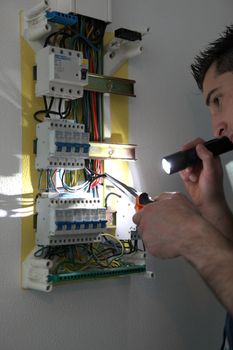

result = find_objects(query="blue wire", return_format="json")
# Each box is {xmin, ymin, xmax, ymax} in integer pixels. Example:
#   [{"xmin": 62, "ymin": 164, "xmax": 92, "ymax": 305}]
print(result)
[
  {"xmin": 71, "ymin": 35, "xmax": 99, "ymax": 52},
  {"xmin": 84, "ymin": 92, "xmax": 90, "ymax": 132}
]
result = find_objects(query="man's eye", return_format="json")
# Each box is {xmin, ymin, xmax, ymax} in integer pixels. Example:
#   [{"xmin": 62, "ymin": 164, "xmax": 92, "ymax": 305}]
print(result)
[{"xmin": 213, "ymin": 96, "xmax": 221, "ymax": 106}]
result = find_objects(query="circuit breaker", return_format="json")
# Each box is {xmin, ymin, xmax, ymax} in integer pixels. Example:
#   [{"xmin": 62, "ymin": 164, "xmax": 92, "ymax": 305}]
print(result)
[
  {"xmin": 49, "ymin": 0, "xmax": 112, "ymax": 22},
  {"xmin": 35, "ymin": 194, "xmax": 107, "ymax": 246},
  {"xmin": 36, "ymin": 46, "xmax": 88, "ymax": 99},
  {"xmin": 36, "ymin": 119, "xmax": 90, "ymax": 170}
]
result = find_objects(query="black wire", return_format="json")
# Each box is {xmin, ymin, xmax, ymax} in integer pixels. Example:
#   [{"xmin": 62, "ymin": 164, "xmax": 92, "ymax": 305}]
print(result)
[
  {"xmin": 43, "ymin": 96, "xmax": 48, "ymax": 110},
  {"xmin": 61, "ymin": 170, "xmax": 67, "ymax": 189},
  {"xmin": 44, "ymin": 96, "xmax": 55, "ymax": 118},
  {"xmin": 58, "ymin": 99, "xmax": 72, "ymax": 119},
  {"xmin": 105, "ymin": 192, "xmax": 121, "ymax": 208},
  {"xmin": 44, "ymin": 31, "xmax": 72, "ymax": 47},
  {"xmin": 33, "ymin": 96, "xmax": 55, "ymax": 122},
  {"xmin": 33, "ymin": 97, "xmax": 72, "ymax": 122},
  {"xmin": 33, "ymin": 110, "xmax": 44, "ymax": 122}
]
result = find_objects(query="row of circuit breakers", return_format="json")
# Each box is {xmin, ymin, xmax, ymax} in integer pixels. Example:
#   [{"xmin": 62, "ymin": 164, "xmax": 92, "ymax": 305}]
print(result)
[
  {"xmin": 36, "ymin": 195, "xmax": 107, "ymax": 247},
  {"xmin": 34, "ymin": 45, "xmax": 106, "ymax": 247},
  {"xmin": 35, "ymin": 46, "xmax": 89, "ymax": 169}
]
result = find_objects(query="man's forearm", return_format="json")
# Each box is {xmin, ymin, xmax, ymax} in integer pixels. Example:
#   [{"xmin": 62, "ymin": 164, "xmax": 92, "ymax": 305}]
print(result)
[
  {"xmin": 199, "ymin": 200, "xmax": 233, "ymax": 241},
  {"xmin": 182, "ymin": 219, "xmax": 233, "ymax": 315}
]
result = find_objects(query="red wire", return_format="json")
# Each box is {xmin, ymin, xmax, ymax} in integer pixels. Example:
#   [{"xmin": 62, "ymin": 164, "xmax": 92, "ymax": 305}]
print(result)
[
  {"xmin": 88, "ymin": 50, "xmax": 104, "ymax": 187},
  {"xmin": 92, "ymin": 92, "xmax": 99, "ymax": 141},
  {"xmin": 90, "ymin": 160, "xmax": 104, "ymax": 188},
  {"xmin": 89, "ymin": 53, "xmax": 98, "ymax": 141}
]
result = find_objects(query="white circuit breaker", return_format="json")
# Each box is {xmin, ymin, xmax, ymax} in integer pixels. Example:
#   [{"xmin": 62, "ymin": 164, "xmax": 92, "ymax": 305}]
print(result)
[
  {"xmin": 36, "ymin": 194, "xmax": 107, "ymax": 246},
  {"xmin": 36, "ymin": 46, "xmax": 88, "ymax": 99},
  {"xmin": 75, "ymin": 0, "xmax": 112, "ymax": 22},
  {"xmin": 36, "ymin": 119, "xmax": 90, "ymax": 169},
  {"xmin": 49, "ymin": 0, "xmax": 112, "ymax": 22}
]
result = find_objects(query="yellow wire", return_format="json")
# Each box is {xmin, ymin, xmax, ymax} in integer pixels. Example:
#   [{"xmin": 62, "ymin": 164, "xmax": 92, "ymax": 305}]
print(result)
[
  {"xmin": 55, "ymin": 233, "xmax": 126, "ymax": 273},
  {"xmin": 99, "ymin": 233, "xmax": 125, "ymax": 258},
  {"xmin": 86, "ymin": 25, "xmax": 94, "ymax": 38}
]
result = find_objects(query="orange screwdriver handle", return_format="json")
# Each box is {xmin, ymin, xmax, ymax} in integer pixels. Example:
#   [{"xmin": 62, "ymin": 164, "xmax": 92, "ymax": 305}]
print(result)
[{"xmin": 135, "ymin": 192, "xmax": 154, "ymax": 212}]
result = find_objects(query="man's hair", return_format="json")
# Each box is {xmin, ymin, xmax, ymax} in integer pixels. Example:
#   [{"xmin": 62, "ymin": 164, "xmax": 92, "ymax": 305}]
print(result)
[{"xmin": 191, "ymin": 25, "xmax": 233, "ymax": 90}]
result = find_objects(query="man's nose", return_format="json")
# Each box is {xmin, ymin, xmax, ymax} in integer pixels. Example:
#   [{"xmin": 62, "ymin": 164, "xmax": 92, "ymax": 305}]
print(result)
[{"xmin": 212, "ymin": 119, "xmax": 227, "ymax": 137}]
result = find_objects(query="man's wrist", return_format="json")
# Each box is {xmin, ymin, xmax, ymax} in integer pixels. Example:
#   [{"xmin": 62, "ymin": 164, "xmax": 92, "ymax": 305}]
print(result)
[
  {"xmin": 181, "ymin": 217, "xmax": 233, "ymax": 268},
  {"xmin": 197, "ymin": 200, "xmax": 233, "ymax": 239}
]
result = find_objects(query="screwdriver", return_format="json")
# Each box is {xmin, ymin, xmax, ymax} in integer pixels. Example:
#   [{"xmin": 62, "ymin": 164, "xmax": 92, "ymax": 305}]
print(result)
[{"xmin": 105, "ymin": 173, "xmax": 154, "ymax": 211}]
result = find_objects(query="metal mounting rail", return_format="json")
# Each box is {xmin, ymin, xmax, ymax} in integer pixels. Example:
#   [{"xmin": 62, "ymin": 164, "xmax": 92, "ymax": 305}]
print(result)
[
  {"xmin": 89, "ymin": 142, "xmax": 136, "ymax": 160},
  {"xmin": 86, "ymin": 73, "xmax": 136, "ymax": 97}
]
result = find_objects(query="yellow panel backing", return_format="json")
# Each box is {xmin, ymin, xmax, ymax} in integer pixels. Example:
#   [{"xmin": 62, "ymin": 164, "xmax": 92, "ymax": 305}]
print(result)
[{"xmin": 20, "ymin": 12, "xmax": 44, "ymax": 261}]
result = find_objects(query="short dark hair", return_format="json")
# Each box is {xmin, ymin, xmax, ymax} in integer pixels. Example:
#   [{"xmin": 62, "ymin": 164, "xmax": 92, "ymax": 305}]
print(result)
[{"xmin": 191, "ymin": 25, "xmax": 233, "ymax": 90}]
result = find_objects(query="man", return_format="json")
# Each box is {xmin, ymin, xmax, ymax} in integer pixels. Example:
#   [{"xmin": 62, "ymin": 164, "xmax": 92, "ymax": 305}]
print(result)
[{"xmin": 133, "ymin": 25, "xmax": 233, "ymax": 349}]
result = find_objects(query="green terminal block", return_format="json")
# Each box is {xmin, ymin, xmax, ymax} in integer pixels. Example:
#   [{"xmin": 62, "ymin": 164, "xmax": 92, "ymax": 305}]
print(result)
[{"xmin": 49, "ymin": 265, "xmax": 146, "ymax": 283}]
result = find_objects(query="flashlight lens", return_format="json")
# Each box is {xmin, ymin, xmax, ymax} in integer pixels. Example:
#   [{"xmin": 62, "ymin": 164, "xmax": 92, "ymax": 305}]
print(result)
[{"xmin": 162, "ymin": 158, "xmax": 171, "ymax": 174}]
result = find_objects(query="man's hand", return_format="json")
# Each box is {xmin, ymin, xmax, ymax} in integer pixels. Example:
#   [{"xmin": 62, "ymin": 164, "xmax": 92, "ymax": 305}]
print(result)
[
  {"xmin": 179, "ymin": 138, "xmax": 224, "ymax": 209},
  {"xmin": 132, "ymin": 191, "xmax": 233, "ymax": 314},
  {"xmin": 133, "ymin": 192, "xmax": 201, "ymax": 258},
  {"xmin": 179, "ymin": 139, "xmax": 233, "ymax": 239}
]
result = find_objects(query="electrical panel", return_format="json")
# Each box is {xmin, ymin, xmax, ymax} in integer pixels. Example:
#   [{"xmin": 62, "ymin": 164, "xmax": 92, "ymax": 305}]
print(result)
[
  {"xmin": 36, "ymin": 119, "xmax": 89, "ymax": 170},
  {"xmin": 21, "ymin": 0, "xmax": 152, "ymax": 292},
  {"xmin": 36, "ymin": 46, "xmax": 88, "ymax": 99}
]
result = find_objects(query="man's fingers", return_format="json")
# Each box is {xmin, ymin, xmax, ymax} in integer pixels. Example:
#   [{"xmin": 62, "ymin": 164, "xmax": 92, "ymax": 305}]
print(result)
[
  {"xmin": 180, "ymin": 167, "xmax": 198, "ymax": 183},
  {"xmin": 132, "ymin": 210, "xmax": 141, "ymax": 225},
  {"xmin": 182, "ymin": 138, "xmax": 204, "ymax": 151},
  {"xmin": 196, "ymin": 143, "xmax": 215, "ymax": 170},
  {"xmin": 156, "ymin": 192, "xmax": 178, "ymax": 201}
]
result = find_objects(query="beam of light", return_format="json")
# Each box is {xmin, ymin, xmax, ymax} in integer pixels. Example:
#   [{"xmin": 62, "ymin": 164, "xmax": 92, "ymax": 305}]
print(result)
[
  {"xmin": 10, "ymin": 206, "xmax": 34, "ymax": 218},
  {"xmin": 0, "ymin": 173, "xmax": 22, "ymax": 195},
  {"xmin": 0, "ymin": 209, "xmax": 7, "ymax": 217}
]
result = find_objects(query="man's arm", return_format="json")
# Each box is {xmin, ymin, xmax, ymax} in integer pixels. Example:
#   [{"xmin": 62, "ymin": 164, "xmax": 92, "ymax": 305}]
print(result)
[
  {"xmin": 200, "ymin": 199, "xmax": 233, "ymax": 241},
  {"xmin": 182, "ymin": 217, "xmax": 233, "ymax": 315},
  {"xmin": 133, "ymin": 193, "xmax": 233, "ymax": 315},
  {"xmin": 180, "ymin": 141, "xmax": 233, "ymax": 241}
]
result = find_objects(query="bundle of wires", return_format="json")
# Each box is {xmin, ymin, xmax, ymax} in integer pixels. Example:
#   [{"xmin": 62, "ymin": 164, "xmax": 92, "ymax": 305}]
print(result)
[
  {"xmin": 38, "ymin": 167, "xmax": 107, "ymax": 194},
  {"xmin": 34, "ymin": 233, "xmax": 137, "ymax": 274},
  {"xmin": 34, "ymin": 15, "xmax": 107, "ymax": 191},
  {"xmin": 34, "ymin": 96, "xmax": 72, "ymax": 122},
  {"xmin": 70, "ymin": 15, "xmax": 106, "ymax": 182}
]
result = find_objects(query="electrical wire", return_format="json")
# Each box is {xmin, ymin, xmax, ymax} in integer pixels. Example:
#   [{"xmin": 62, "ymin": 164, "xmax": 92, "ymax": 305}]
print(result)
[
  {"xmin": 43, "ymin": 30, "xmax": 72, "ymax": 47},
  {"xmin": 105, "ymin": 192, "xmax": 122, "ymax": 208}
]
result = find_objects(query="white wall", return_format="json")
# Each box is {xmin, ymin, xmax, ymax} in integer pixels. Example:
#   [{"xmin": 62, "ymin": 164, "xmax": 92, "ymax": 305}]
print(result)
[{"xmin": 0, "ymin": 0, "xmax": 232, "ymax": 349}]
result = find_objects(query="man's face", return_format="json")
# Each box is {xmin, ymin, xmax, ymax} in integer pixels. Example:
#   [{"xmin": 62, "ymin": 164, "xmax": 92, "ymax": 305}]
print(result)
[{"xmin": 203, "ymin": 63, "xmax": 233, "ymax": 142}]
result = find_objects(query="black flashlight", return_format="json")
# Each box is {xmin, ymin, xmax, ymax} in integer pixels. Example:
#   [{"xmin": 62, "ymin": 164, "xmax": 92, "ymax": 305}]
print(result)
[{"xmin": 162, "ymin": 136, "xmax": 233, "ymax": 175}]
